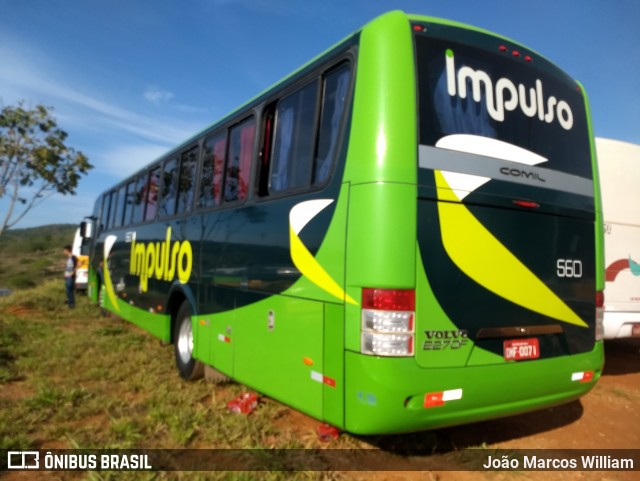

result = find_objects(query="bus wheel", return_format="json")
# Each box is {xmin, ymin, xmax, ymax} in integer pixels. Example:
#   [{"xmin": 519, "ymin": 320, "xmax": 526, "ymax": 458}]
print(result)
[{"xmin": 174, "ymin": 301, "xmax": 204, "ymax": 381}]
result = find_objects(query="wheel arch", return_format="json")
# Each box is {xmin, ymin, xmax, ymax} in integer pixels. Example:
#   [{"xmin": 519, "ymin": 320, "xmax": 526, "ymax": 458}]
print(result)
[{"xmin": 167, "ymin": 283, "xmax": 197, "ymax": 343}]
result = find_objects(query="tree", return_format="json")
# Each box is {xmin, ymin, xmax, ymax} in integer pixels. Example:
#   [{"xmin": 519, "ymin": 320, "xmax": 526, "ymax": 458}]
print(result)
[{"xmin": 0, "ymin": 101, "xmax": 93, "ymax": 237}]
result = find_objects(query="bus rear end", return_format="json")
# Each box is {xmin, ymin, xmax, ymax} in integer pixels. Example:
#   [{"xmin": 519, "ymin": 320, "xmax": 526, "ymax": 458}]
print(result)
[{"xmin": 343, "ymin": 12, "xmax": 604, "ymax": 434}]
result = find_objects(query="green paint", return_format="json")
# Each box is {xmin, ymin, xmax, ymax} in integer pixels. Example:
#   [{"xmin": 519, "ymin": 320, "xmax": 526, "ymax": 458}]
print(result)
[
  {"xmin": 343, "ymin": 342, "xmax": 603, "ymax": 434},
  {"xmin": 100, "ymin": 286, "xmax": 171, "ymax": 342}
]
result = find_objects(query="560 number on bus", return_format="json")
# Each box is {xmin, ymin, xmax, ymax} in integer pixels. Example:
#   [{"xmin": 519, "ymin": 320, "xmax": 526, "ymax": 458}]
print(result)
[{"xmin": 556, "ymin": 259, "xmax": 583, "ymax": 278}]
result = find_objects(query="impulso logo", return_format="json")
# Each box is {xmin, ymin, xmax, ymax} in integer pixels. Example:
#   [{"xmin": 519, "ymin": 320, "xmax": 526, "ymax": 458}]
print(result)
[
  {"xmin": 445, "ymin": 48, "xmax": 574, "ymax": 130},
  {"xmin": 129, "ymin": 227, "xmax": 192, "ymax": 292}
]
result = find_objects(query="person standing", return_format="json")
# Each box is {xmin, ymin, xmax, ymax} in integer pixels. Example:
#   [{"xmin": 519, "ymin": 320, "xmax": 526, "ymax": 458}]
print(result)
[{"xmin": 63, "ymin": 244, "xmax": 77, "ymax": 308}]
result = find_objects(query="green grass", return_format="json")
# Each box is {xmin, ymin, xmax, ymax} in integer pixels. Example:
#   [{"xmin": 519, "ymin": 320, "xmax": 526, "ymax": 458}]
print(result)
[
  {"xmin": 0, "ymin": 280, "xmax": 357, "ymax": 480},
  {"xmin": 0, "ymin": 224, "xmax": 76, "ymax": 289}
]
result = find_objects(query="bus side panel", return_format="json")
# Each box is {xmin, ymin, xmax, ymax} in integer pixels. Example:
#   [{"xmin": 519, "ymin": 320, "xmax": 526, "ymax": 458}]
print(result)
[
  {"xmin": 323, "ymin": 302, "xmax": 345, "ymax": 428},
  {"xmin": 99, "ymin": 282, "xmax": 172, "ymax": 342},
  {"xmin": 194, "ymin": 285, "xmax": 236, "ymax": 376},
  {"xmin": 232, "ymin": 293, "xmax": 324, "ymax": 419}
]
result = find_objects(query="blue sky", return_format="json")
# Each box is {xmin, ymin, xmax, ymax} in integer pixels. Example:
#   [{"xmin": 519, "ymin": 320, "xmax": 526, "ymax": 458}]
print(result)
[{"xmin": 1, "ymin": 0, "xmax": 638, "ymax": 228}]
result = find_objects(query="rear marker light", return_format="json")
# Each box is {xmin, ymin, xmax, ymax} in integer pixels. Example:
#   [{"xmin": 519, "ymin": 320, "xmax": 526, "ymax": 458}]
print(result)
[
  {"xmin": 524, "ymin": 55, "xmax": 533, "ymax": 62},
  {"xmin": 571, "ymin": 371, "xmax": 594, "ymax": 383},
  {"xmin": 513, "ymin": 199, "xmax": 540, "ymax": 209},
  {"xmin": 424, "ymin": 388, "xmax": 463, "ymax": 408},
  {"xmin": 512, "ymin": 50, "xmax": 521, "ymax": 57},
  {"xmin": 311, "ymin": 370, "xmax": 336, "ymax": 388},
  {"xmin": 361, "ymin": 288, "xmax": 415, "ymax": 357},
  {"xmin": 499, "ymin": 45, "xmax": 508, "ymax": 52}
]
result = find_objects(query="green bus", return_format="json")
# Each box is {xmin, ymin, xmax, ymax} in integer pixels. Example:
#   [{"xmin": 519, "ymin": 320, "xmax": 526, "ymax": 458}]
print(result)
[{"xmin": 82, "ymin": 10, "xmax": 604, "ymax": 434}]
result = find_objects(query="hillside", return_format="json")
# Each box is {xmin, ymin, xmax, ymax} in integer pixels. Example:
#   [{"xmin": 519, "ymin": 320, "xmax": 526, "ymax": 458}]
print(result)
[{"xmin": 0, "ymin": 224, "xmax": 77, "ymax": 290}]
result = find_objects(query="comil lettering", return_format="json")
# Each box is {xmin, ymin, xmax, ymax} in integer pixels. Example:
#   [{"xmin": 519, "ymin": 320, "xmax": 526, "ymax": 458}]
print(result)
[
  {"xmin": 129, "ymin": 227, "xmax": 192, "ymax": 292},
  {"xmin": 445, "ymin": 48, "xmax": 574, "ymax": 130}
]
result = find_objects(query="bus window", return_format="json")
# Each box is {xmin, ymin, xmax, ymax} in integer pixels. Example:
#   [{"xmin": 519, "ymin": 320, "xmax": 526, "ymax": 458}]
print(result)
[
  {"xmin": 270, "ymin": 82, "xmax": 318, "ymax": 192},
  {"xmin": 107, "ymin": 190, "xmax": 118, "ymax": 229},
  {"xmin": 131, "ymin": 175, "xmax": 146, "ymax": 224},
  {"xmin": 113, "ymin": 185, "xmax": 126, "ymax": 228},
  {"xmin": 199, "ymin": 134, "xmax": 226, "ymax": 208},
  {"xmin": 257, "ymin": 106, "xmax": 275, "ymax": 197},
  {"xmin": 177, "ymin": 147, "xmax": 198, "ymax": 215},
  {"xmin": 159, "ymin": 158, "xmax": 178, "ymax": 218},
  {"xmin": 123, "ymin": 180, "xmax": 136, "ymax": 226},
  {"xmin": 145, "ymin": 166, "xmax": 161, "ymax": 221},
  {"xmin": 314, "ymin": 64, "xmax": 351, "ymax": 184},
  {"xmin": 225, "ymin": 118, "xmax": 255, "ymax": 203},
  {"xmin": 100, "ymin": 193, "xmax": 111, "ymax": 232}
]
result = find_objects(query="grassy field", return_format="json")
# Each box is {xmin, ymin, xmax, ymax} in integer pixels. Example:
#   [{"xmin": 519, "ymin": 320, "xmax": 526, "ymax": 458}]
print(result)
[
  {"xmin": 0, "ymin": 281, "xmax": 392, "ymax": 480},
  {"xmin": 0, "ymin": 224, "xmax": 77, "ymax": 290},
  {"xmin": 0, "ymin": 226, "xmax": 467, "ymax": 479}
]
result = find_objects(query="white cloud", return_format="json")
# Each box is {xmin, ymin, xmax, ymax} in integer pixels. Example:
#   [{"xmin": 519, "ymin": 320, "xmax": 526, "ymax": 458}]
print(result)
[
  {"xmin": 143, "ymin": 86, "xmax": 174, "ymax": 104},
  {"xmin": 0, "ymin": 36, "xmax": 198, "ymax": 145}
]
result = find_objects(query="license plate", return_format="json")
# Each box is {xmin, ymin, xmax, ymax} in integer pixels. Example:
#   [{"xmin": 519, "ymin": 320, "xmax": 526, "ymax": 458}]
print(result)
[
  {"xmin": 504, "ymin": 338, "xmax": 540, "ymax": 361},
  {"xmin": 632, "ymin": 324, "xmax": 640, "ymax": 337}
]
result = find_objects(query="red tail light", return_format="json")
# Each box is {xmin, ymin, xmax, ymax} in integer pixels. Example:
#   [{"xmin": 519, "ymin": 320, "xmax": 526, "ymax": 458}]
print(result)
[
  {"xmin": 362, "ymin": 288, "xmax": 415, "ymax": 311},
  {"xmin": 596, "ymin": 290, "xmax": 604, "ymax": 308},
  {"xmin": 361, "ymin": 288, "xmax": 415, "ymax": 357}
]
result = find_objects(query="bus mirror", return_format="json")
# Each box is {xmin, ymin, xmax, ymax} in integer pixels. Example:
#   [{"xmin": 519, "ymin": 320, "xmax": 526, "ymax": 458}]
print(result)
[{"xmin": 80, "ymin": 221, "xmax": 93, "ymax": 239}]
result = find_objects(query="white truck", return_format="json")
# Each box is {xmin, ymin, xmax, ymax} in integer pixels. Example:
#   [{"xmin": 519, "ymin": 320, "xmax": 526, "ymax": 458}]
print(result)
[{"xmin": 597, "ymin": 137, "xmax": 640, "ymax": 338}]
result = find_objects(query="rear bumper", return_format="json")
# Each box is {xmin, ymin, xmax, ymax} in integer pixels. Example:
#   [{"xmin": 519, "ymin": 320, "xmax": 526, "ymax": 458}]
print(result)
[
  {"xmin": 344, "ymin": 341, "xmax": 604, "ymax": 434},
  {"xmin": 603, "ymin": 311, "xmax": 640, "ymax": 339}
]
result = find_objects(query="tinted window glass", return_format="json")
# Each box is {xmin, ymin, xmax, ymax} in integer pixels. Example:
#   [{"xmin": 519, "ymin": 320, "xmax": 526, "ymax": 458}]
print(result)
[
  {"xmin": 123, "ymin": 181, "xmax": 136, "ymax": 225},
  {"xmin": 414, "ymin": 33, "xmax": 590, "ymax": 178},
  {"xmin": 100, "ymin": 194, "xmax": 111, "ymax": 232},
  {"xmin": 131, "ymin": 175, "xmax": 146, "ymax": 224},
  {"xmin": 199, "ymin": 134, "xmax": 226, "ymax": 208},
  {"xmin": 159, "ymin": 158, "xmax": 178, "ymax": 218},
  {"xmin": 114, "ymin": 185, "xmax": 126, "ymax": 228},
  {"xmin": 145, "ymin": 167, "xmax": 161, "ymax": 221},
  {"xmin": 177, "ymin": 147, "xmax": 198, "ymax": 214},
  {"xmin": 225, "ymin": 118, "xmax": 255, "ymax": 203},
  {"xmin": 270, "ymin": 82, "xmax": 318, "ymax": 192},
  {"xmin": 315, "ymin": 65, "xmax": 351, "ymax": 184},
  {"xmin": 107, "ymin": 191, "xmax": 118, "ymax": 229}
]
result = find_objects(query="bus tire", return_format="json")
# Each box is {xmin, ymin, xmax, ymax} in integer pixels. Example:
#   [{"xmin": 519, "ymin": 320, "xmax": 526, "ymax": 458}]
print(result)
[{"xmin": 174, "ymin": 301, "xmax": 204, "ymax": 381}]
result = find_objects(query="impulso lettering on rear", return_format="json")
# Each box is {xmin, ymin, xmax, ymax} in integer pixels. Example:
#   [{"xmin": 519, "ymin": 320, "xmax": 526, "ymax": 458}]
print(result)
[{"xmin": 445, "ymin": 48, "xmax": 574, "ymax": 130}]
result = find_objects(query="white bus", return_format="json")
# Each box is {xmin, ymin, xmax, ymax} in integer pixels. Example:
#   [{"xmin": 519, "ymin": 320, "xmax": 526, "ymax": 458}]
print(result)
[
  {"xmin": 72, "ymin": 228, "xmax": 89, "ymax": 291},
  {"xmin": 597, "ymin": 137, "xmax": 640, "ymax": 338}
]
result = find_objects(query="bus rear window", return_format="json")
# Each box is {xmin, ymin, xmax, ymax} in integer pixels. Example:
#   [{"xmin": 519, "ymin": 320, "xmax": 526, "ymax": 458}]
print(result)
[{"xmin": 414, "ymin": 31, "xmax": 591, "ymax": 179}]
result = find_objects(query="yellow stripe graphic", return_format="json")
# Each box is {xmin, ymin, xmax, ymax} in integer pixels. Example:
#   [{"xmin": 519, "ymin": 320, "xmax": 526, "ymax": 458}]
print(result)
[
  {"xmin": 435, "ymin": 170, "xmax": 587, "ymax": 327},
  {"xmin": 289, "ymin": 200, "xmax": 357, "ymax": 305},
  {"xmin": 103, "ymin": 235, "xmax": 120, "ymax": 312}
]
